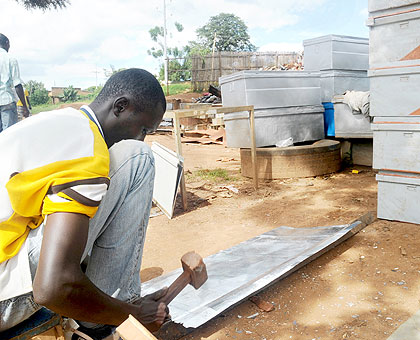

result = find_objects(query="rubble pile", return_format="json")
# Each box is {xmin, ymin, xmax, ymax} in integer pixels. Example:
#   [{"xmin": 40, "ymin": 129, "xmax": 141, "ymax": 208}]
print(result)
[
  {"xmin": 261, "ymin": 61, "xmax": 304, "ymax": 71},
  {"xmin": 193, "ymin": 85, "xmax": 222, "ymax": 104},
  {"xmin": 192, "ymin": 93, "xmax": 222, "ymax": 104}
]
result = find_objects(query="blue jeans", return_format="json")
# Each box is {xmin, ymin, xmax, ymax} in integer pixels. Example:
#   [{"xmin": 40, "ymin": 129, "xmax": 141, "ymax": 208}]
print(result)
[
  {"xmin": 0, "ymin": 140, "xmax": 155, "ymax": 331},
  {"xmin": 0, "ymin": 102, "xmax": 18, "ymax": 133}
]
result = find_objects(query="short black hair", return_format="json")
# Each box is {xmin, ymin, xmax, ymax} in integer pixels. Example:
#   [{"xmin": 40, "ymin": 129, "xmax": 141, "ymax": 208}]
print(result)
[
  {"xmin": 0, "ymin": 34, "xmax": 9, "ymax": 49},
  {"xmin": 93, "ymin": 68, "xmax": 166, "ymax": 115}
]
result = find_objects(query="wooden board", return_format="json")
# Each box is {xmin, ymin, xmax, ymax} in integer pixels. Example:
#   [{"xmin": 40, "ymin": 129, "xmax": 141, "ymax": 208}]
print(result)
[
  {"xmin": 116, "ymin": 315, "xmax": 157, "ymax": 340},
  {"xmin": 28, "ymin": 326, "xmax": 64, "ymax": 340}
]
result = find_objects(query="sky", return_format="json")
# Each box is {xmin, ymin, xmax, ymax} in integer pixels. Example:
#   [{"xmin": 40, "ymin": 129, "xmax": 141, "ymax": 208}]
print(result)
[{"xmin": 2, "ymin": 0, "xmax": 370, "ymax": 90}]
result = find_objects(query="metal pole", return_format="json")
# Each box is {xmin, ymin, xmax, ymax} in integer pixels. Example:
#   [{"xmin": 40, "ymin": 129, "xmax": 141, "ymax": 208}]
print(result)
[{"xmin": 163, "ymin": 0, "xmax": 169, "ymax": 96}]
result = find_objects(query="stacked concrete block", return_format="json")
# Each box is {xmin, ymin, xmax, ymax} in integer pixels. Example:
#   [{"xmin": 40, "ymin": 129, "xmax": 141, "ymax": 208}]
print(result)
[
  {"xmin": 219, "ymin": 70, "xmax": 325, "ymax": 148},
  {"xmin": 368, "ymin": 1, "xmax": 420, "ymax": 224}
]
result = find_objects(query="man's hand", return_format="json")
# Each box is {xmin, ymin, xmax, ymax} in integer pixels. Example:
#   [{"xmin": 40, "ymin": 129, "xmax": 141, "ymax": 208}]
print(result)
[
  {"xmin": 33, "ymin": 212, "xmax": 160, "ymax": 326},
  {"xmin": 133, "ymin": 288, "xmax": 170, "ymax": 331},
  {"xmin": 22, "ymin": 106, "xmax": 30, "ymax": 118}
]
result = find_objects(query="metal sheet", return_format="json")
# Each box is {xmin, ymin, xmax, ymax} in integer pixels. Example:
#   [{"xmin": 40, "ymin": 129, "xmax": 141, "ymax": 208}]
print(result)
[
  {"xmin": 368, "ymin": 0, "xmax": 419, "ymax": 14},
  {"xmin": 303, "ymin": 35, "xmax": 369, "ymax": 71},
  {"xmin": 219, "ymin": 70, "xmax": 321, "ymax": 109},
  {"xmin": 151, "ymin": 142, "xmax": 183, "ymax": 219},
  {"xmin": 369, "ymin": 61, "xmax": 420, "ymax": 117},
  {"xmin": 321, "ymin": 70, "xmax": 369, "ymax": 102},
  {"xmin": 141, "ymin": 216, "xmax": 373, "ymax": 329},
  {"xmin": 368, "ymin": 6, "xmax": 420, "ymax": 66},
  {"xmin": 333, "ymin": 97, "xmax": 372, "ymax": 138},
  {"xmin": 373, "ymin": 116, "xmax": 420, "ymax": 172},
  {"xmin": 377, "ymin": 171, "xmax": 420, "ymax": 224},
  {"xmin": 223, "ymin": 107, "xmax": 325, "ymax": 148}
]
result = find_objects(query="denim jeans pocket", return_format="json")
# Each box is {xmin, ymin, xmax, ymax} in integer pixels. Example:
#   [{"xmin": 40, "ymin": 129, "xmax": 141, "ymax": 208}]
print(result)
[{"xmin": 0, "ymin": 292, "xmax": 41, "ymax": 331}]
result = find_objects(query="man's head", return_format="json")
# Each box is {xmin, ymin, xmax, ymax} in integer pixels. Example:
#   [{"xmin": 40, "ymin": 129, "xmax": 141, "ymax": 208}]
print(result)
[
  {"xmin": 0, "ymin": 34, "xmax": 10, "ymax": 52},
  {"xmin": 90, "ymin": 68, "xmax": 166, "ymax": 148}
]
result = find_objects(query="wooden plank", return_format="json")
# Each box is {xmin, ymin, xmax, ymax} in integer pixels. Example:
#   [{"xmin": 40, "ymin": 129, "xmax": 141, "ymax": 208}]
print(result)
[
  {"xmin": 164, "ymin": 106, "xmax": 254, "ymax": 120},
  {"xmin": 116, "ymin": 315, "xmax": 157, "ymax": 340},
  {"xmin": 28, "ymin": 325, "xmax": 64, "ymax": 340},
  {"xmin": 249, "ymin": 107, "xmax": 259, "ymax": 189},
  {"xmin": 163, "ymin": 105, "xmax": 255, "ymax": 210}
]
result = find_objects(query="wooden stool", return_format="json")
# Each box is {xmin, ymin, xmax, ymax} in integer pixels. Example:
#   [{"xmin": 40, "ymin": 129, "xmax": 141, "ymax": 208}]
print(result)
[{"xmin": 0, "ymin": 308, "xmax": 64, "ymax": 340}]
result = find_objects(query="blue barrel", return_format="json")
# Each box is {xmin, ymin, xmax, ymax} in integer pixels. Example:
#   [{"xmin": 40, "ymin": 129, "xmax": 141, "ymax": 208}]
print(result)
[{"xmin": 322, "ymin": 102, "xmax": 335, "ymax": 137}]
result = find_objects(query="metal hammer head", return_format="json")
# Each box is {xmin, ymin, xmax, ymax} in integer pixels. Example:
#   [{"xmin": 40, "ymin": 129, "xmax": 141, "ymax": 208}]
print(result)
[{"xmin": 181, "ymin": 251, "xmax": 208, "ymax": 289}]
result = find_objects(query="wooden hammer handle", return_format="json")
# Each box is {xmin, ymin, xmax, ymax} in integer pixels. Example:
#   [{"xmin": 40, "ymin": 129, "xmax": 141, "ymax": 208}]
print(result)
[{"xmin": 159, "ymin": 271, "xmax": 191, "ymax": 305}]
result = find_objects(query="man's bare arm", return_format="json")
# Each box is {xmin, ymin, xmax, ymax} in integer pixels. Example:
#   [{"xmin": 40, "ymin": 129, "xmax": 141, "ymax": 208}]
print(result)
[
  {"xmin": 15, "ymin": 84, "xmax": 29, "ymax": 117},
  {"xmin": 33, "ymin": 212, "xmax": 167, "ymax": 326}
]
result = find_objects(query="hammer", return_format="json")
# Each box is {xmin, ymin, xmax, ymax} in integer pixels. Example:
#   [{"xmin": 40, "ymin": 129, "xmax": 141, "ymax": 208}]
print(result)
[
  {"xmin": 145, "ymin": 251, "xmax": 208, "ymax": 332},
  {"xmin": 159, "ymin": 251, "xmax": 208, "ymax": 305}
]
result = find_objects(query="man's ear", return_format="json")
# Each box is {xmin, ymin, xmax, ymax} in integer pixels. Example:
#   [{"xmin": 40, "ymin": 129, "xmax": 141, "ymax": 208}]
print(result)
[{"xmin": 113, "ymin": 97, "xmax": 129, "ymax": 117}]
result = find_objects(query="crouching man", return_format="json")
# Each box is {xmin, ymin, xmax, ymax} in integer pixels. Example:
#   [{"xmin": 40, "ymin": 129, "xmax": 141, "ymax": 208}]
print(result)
[{"xmin": 0, "ymin": 68, "xmax": 169, "ymax": 339}]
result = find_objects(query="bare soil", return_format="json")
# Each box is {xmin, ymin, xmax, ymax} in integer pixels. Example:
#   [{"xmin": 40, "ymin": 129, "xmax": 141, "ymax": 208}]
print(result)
[
  {"xmin": 141, "ymin": 132, "xmax": 420, "ymax": 340},
  {"xmin": 165, "ymin": 92, "xmax": 204, "ymax": 103}
]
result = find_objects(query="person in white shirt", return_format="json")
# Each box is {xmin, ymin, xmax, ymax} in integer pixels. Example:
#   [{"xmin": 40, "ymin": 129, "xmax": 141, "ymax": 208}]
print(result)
[
  {"xmin": 0, "ymin": 68, "xmax": 169, "ymax": 339},
  {"xmin": 0, "ymin": 33, "xmax": 29, "ymax": 132}
]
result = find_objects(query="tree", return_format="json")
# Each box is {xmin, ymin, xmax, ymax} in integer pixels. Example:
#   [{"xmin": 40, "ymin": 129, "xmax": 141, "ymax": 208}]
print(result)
[
  {"xmin": 158, "ymin": 47, "xmax": 191, "ymax": 82},
  {"xmin": 196, "ymin": 13, "xmax": 256, "ymax": 52},
  {"xmin": 26, "ymin": 80, "xmax": 49, "ymax": 106},
  {"xmin": 15, "ymin": 0, "xmax": 69, "ymax": 10},
  {"xmin": 60, "ymin": 85, "xmax": 78, "ymax": 102},
  {"xmin": 148, "ymin": 22, "xmax": 190, "ymax": 81},
  {"xmin": 103, "ymin": 65, "xmax": 126, "ymax": 79}
]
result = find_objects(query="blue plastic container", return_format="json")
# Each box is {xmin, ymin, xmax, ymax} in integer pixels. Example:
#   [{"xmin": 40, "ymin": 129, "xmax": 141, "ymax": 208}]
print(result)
[{"xmin": 322, "ymin": 102, "xmax": 335, "ymax": 137}]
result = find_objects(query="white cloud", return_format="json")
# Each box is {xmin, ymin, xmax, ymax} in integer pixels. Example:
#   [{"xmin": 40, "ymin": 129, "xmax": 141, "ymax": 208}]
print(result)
[
  {"xmin": 2, "ymin": 0, "xmax": 354, "ymax": 90},
  {"xmin": 259, "ymin": 42, "xmax": 303, "ymax": 53}
]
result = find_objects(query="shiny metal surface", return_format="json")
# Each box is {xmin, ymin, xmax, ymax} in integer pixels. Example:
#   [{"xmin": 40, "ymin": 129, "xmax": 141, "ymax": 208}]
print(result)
[
  {"xmin": 223, "ymin": 106, "xmax": 325, "ymax": 148},
  {"xmin": 303, "ymin": 35, "xmax": 369, "ymax": 72},
  {"xmin": 141, "ymin": 220, "xmax": 368, "ymax": 329}
]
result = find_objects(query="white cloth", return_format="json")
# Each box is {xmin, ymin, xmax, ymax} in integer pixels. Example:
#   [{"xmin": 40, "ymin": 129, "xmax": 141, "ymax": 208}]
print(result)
[
  {"xmin": 343, "ymin": 90, "xmax": 370, "ymax": 120},
  {"xmin": 0, "ymin": 106, "xmax": 108, "ymax": 301},
  {"xmin": 0, "ymin": 240, "xmax": 32, "ymax": 301},
  {"xmin": 0, "ymin": 48, "xmax": 23, "ymax": 106}
]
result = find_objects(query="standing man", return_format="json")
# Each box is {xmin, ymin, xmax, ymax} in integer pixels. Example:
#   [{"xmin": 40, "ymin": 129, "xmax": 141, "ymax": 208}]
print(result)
[
  {"xmin": 0, "ymin": 68, "xmax": 169, "ymax": 339},
  {"xmin": 0, "ymin": 33, "xmax": 30, "ymax": 132}
]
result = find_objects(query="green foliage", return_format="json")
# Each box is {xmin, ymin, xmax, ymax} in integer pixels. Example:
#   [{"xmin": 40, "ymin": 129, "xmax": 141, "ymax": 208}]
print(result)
[
  {"xmin": 15, "ymin": 0, "xmax": 69, "ymax": 10},
  {"xmin": 162, "ymin": 82, "xmax": 191, "ymax": 96},
  {"xmin": 31, "ymin": 102, "xmax": 62, "ymax": 114},
  {"xmin": 186, "ymin": 41, "xmax": 211, "ymax": 57},
  {"xmin": 148, "ymin": 22, "xmax": 184, "ymax": 59},
  {"xmin": 80, "ymin": 86, "xmax": 103, "ymax": 101},
  {"xmin": 148, "ymin": 22, "xmax": 190, "ymax": 82},
  {"xmin": 156, "ymin": 46, "xmax": 191, "ymax": 82},
  {"xmin": 194, "ymin": 168, "xmax": 236, "ymax": 182},
  {"xmin": 196, "ymin": 13, "xmax": 256, "ymax": 52},
  {"xmin": 60, "ymin": 85, "xmax": 78, "ymax": 103},
  {"xmin": 26, "ymin": 80, "xmax": 50, "ymax": 106}
]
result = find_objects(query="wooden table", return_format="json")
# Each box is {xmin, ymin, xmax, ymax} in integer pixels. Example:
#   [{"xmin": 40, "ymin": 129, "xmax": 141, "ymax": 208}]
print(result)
[{"xmin": 163, "ymin": 105, "xmax": 258, "ymax": 211}]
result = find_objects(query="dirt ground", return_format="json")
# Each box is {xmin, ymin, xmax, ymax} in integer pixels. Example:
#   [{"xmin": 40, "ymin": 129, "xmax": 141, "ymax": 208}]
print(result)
[{"xmin": 140, "ymin": 130, "xmax": 420, "ymax": 340}]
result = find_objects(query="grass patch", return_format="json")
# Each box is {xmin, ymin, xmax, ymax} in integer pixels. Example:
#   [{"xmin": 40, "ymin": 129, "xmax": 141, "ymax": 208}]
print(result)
[
  {"xmin": 31, "ymin": 101, "xmax": 88, "ymax": 114},
  {"xmin": 193, "ymin": 168, "xmax": 236, "ymax": 182},
  {"xmin": 31, "ymin": 102, "xmax": 62, "ymax": 114},
  {"xmin": 162, "ymin": 82, "xmax": 192, "ymax": 96}
]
